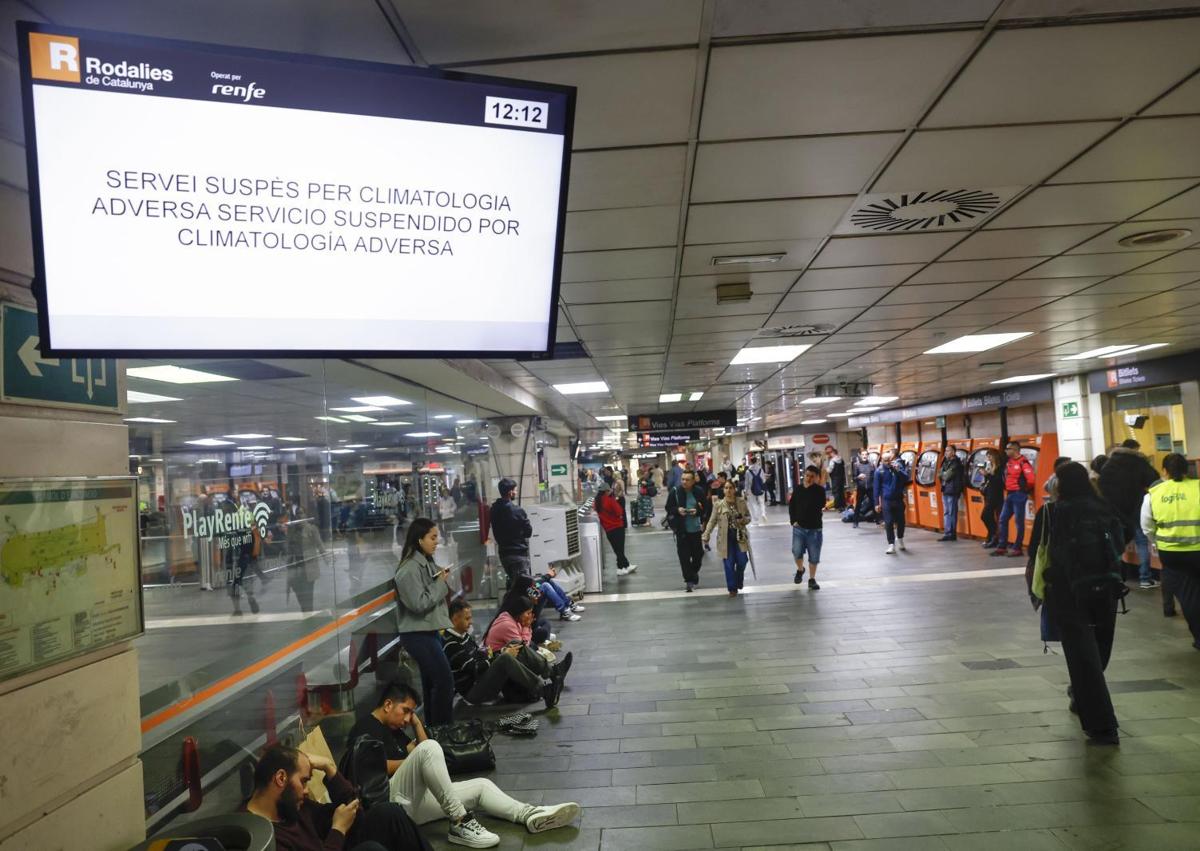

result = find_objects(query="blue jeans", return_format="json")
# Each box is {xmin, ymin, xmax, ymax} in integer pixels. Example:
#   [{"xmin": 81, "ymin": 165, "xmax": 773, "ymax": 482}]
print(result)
[
  {"xmin": 791, "ymin": 527, "xmax": 823, "ymax": 563},
  {"xmin": 942, "ymin": 492, "xmax": 960, "ymax": 535},
  {"xmin": 539, "ymin": 578, "xmax": 571, "ymax": 613},
  {"xmin": 400, "ymin": 630, "xmax": 455, "ymax": 725},
  {"xmin": 996, "ymin": 491, "xmax": 1028, "ymax": 550},
  {"xmin": 724, "ymin": 537, "xmax": 748, "ymax": 592},
  {"xmin": 1133, "ymin": 526, "xmax": 1152, "ymax": 582}
]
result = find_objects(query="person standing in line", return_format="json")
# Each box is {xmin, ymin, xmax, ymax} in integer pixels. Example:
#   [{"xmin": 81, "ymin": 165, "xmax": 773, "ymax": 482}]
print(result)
[
  {"xmin": 1089, "ymin": 454, "xmax": 1108, "ymax": 492},
  {"xmin": 703, "ymin": 479, "xmax": 752, "ymax": 597},
  {"xmin": 594, "ymin": 481, "xmax": 637, "ymax": 577},
  {"xmin": 744, "ymin": 454, "xmax": 768, "ymax": 525},
  {"xmin": 938, "ymin": 447, "xmax": 966, "ymax": 542},
  {"xmin": 991, "ymin": 441, "xmax": 1036, "ymax": 559},
  {"xmin": 852, "ymin": 450, "xmax": 875, "ymax": 529},
  {"xmin": 980, "ymin": 452, "xmax": 1006, "ymax": 549},
  {"xmin": 665, "ymin": 470, "xmax": 705, "ymax": 592},
  {"xmin": 789, "ymin": 465, "xmax": 826, "ymax": 590},
  {"xmin": 490, "ymin": 477, "xmax": 533, "ymax": 587},
  {"xmin": 1142, "ymin": 453, "xmax": 1200, "ymax": 647},
  {"xmin": 1099, "ymin": 438, "xmax": 1162, "ymax": 589},
  {"xmin": 394, "ymin": 518, "xmax": 456, "ymax": 726},
  {"xmin": 763, "ymin": 459, "xmax": 778, "ymax": 506},
  {"xmin": 825, "ymin": 446, "xmax": 847, "ymax": 511},
  {"xmin": 1043, "ymin": 456, "xmax": 1071, "ymax": 505},
  {"xmin": 874, "ymin": 450, "xmax": 910, "ymax": 555}
]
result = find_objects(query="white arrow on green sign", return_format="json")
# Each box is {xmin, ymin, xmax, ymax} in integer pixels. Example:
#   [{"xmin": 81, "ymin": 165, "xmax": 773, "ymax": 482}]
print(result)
[{"xmin": 1, "ymin": 302, "xmax": 119, "ymax": 412}]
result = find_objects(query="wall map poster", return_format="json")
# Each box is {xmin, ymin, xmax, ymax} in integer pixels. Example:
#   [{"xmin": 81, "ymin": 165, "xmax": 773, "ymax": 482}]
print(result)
[{"xmin": 0, "ymin": 478, "xmax": 142, "ymax": 681}]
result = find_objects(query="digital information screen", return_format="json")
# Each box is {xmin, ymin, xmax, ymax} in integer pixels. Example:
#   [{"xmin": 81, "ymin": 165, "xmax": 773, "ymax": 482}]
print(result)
[{"xmin": 18, "ymin": 23, "xmax": 574, "ymax": 357}]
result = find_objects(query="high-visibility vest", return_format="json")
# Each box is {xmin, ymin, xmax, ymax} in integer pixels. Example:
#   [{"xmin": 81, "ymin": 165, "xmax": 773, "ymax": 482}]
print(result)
[{"xmin": 1149, "ymin": 478, "xmax": 1200, "ymax": 552}]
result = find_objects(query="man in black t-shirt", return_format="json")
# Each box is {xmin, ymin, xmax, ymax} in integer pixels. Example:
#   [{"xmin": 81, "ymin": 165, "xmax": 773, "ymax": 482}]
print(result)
[
  {"xmin": 345, "ymin": 682, "xmax": 579, "ymax": 846},
  {"xmin": 789, "ymin": 466, "xmax": 827, "ymax": 590}
]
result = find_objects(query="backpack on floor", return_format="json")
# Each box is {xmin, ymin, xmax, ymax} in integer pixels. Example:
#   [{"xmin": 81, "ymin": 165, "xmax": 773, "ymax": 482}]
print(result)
[{"xmin": 1046, "ymin": 500, "xmax": 1128, "ymax": 610}]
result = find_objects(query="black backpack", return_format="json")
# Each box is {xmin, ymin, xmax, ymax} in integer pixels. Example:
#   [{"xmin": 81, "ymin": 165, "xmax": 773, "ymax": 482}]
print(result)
[
  {"xmin": 337, "ymin": 735, "xmax": 390, "ymax": 809},
  {"xmin": 1047, "ymin": 500, "xmax": 1128, "ymax": 609}
]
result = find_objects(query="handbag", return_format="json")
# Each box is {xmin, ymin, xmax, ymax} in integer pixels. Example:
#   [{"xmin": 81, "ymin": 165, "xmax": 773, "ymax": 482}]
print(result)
[{"xmin": 426, "ymin": 720, "xmax": 496, "ymax": 775}]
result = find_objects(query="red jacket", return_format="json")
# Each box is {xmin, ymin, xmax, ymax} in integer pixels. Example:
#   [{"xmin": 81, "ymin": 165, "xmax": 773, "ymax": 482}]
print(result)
[
  {"xmin": 594, "ymin": 492, "xmax": 626, "ymax": 532},
  {"xmin": 1004, "ymin": 455, "xmax": 1035, "ymax": 493}
]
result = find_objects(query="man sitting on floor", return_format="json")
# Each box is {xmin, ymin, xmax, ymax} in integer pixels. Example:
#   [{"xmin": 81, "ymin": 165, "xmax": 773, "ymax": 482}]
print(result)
[
  {"xmin": 345, "ymin": 681, "xmax": 580, "ymax": 848},
  {"xmin": 442, "ymin": 598, "xmax": 571, "ymax": 710},
  {"xmin": 242, "ymin": 742, "xmax": 430, "ymax": 851}
]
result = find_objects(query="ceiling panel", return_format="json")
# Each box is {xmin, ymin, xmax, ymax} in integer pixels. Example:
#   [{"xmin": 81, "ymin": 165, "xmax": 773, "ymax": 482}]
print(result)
[
  {"xmin": 1022, "ymin": 251, "xmax": 1172, "ymax": 278},
  {"xmin": 941, "ymin": 225, "xmax": 1107, "ymax": 261},
  {"xmin": 568, "ymin": 300, "xmax": 673, "ymax": 326},
  {"xmin": 701, "ymin": 31, "xmax": 976, "ymax": 139},
  {"xmin": 925, "ymin": 19, "xmax": 1200, "ymax": 126},
  {"xmin": 680, "ymin": 241, "xmax": 823, "ymax": 276},
  {"xmin": 875, "ymin": 122, "xmax": 1115, "ymax": 191},
  {"xmin": 576, "ymin": 320, "xmax": 669, "ymax": 343},
  {"xmin": 1078, "ymin": 272, "xmax": 1200, "ymax": 295},
  {"xmin": 462, "ymin": 51, "xmax": 698, "ymax": 148},
  {"xmin": 812, "ymin": 233, "xmax": 962, "ymax": 268},
  {"xmin": 1066, "ymin": 219, "xmax": 1200, "ymax": 255},
  {"xmin": 879, "ymin": 281, "xmax": 997, "ymax": 304},
  {"xmin": 1130, "ymin": 249, "xmax": 1200, "ymax": 274},
  {"xmin": 677, "ymin": 270, "xmax": 800, "ymax": 297},
  {"xmin": 690, "ymin": 134, "xmax": 902, "ymax": 203},
  {"xmin": 564, "ymin": 205, "xmax": 680, "ymax": 251},
  {"xmin": 793, "ymin": 264, "xmax": 923, "ymax": 290},
  {"xmin": 674, "ymin": 314, "xmax": 768, "ymax": 334},
  {"xmin": 685, "ymin": 197, "xmax": 854, "ymax": 244},
  {"xmin": 567, "ymin": 147, "xmax": 688, "ymax": 211},
  {"xmin": 561, "ymin": 247, "xmax": 676, "ymax": 282},
  {"xmin": 1054, "ymin": 117, "xmax": 1200, "ymax": 183},
  {"xmin": 976, "ymin": 277, "xmax": 1102, "ymax": 299},
  {"xmin": 905, "ymin": 257, "xmax": 1045, "ymax": 285},
  {"xmin": 560, "ymin": 277, "xmax": 675, "ymax": 304},
  {"xmin": 1144, "ymin": 71, "xmax": 1200, "ymax": 116},
  {"xmin": 1133, "ymin": 184, "xmax": 1200, "ymax": 221},
  {"xmin": 674, "ymin": 289, "xmax": 783, "ymax": 319},
  {"xmin": 987, "ymin": 179, "xmax": 1196, "ymax": 228},
  {"xmin": 775, "ymin": 286, "xmax": 891, "ymax": 313}
]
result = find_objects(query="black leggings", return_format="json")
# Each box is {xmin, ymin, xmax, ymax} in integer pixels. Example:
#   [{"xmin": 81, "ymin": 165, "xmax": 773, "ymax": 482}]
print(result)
[
  {"xmin": 400, "ymin": 631, "xmax": 455, "ymax": 725},
  {"xmin": 1047, "ymin": 584, "xmax": 1117, "ymax": 735},
  {"xmin": 1160, "ymin": 550, "xmax": 1200, "ymax": 644}
]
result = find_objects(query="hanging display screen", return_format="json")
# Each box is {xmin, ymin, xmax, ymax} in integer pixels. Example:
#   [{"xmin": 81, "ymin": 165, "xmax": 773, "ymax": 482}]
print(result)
[{"xmin": 18, "ymin": 23, "xmax": 574, "ymax": 357}]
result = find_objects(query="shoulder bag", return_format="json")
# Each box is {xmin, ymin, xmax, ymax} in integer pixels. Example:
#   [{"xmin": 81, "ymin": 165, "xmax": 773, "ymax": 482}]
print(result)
[{"xmin": 427, "ymin": 720, "xmax": 497, "ymax": 775}]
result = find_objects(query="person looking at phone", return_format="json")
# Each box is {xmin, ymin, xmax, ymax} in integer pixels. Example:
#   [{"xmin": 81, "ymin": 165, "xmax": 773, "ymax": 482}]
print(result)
[
  {"xmin": 394, "ymin": 518, "xmax": 456, "ymax": 725},
  {"xmin": 874, "ymin": 451, "xmax": 910, "ymax": 555},
  {"xmin": 242, "ymin": 742, "xmax": 429, "ymax": 851},
  {"xmin": 665, "ymin": 470, "xmax": 705, "ymax": 592}
]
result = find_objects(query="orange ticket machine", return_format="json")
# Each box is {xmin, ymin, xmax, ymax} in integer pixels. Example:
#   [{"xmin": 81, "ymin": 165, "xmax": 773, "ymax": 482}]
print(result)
[
  {"xmin": 947, "ymin": 439, "xmax": 973, "ymax": 538},
  {"xmin": 965, "ymin": 438, "xmax": 1003, "ymax": 541},
  {"xmin": 1007, "ymin": 432, "xmax": 1060, "ymax": 547},
  {"xmin": 898, "ymin": 442, "xmax": 921, "ymax": 528},
  {"xmin": 913, "ymin": 441, "xmax": 943, "ymax": 531},
  {"xmin": 867, "ymin": 445, "xmax": 882, "ymax": 467}
]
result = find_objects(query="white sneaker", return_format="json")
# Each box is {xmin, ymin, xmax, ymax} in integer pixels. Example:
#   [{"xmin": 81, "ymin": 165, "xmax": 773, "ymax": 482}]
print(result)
[
  {"xmin": 548, "ymin": 632, "xmax": 557, "ymax": 641},
  {"xmin": 559, "ymin": 611, "xmax": 582, "ymax": 622},
  {"xmin": 570, "ymin": 603, "xmax": 586, "ymax": 612},
  {"xmin": 522, "ymin": 801, "xmax": 581, "ymax": 833},
  {"xmin": 449, "ymin": 815, "xmax": 499, "ymax": 848},
  {"xmin": 886, "ymin": 544, "xmax": 895, "ymax": 554},
  {"xmin": 625, "ymin": 564, "xmax": 638, "ymax": 574},
  {"xmin": 617, "ymin": 567, "xmax": 629, "ymax": 576},
  {"xmin": 898, "ymin": 539, "xmax": 906, "ymax": 551}
]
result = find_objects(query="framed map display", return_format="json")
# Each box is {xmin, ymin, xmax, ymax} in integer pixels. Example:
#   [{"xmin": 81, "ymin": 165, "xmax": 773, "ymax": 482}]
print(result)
[{"xmin": 0, "ymin": 477, "xmax": 142, "ymax": 681}]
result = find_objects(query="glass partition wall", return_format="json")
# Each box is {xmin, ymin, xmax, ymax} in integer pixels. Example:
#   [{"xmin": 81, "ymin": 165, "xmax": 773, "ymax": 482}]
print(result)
[{"xmin": 125, "ymin": 357, "xmax": 515, "ymax": 829}]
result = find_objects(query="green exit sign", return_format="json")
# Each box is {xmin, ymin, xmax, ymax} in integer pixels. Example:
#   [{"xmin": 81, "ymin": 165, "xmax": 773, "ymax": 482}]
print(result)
[
  {"xmin": 1061, "ymin": 400, "xmax": 1080, "ymax": 419},
  {"xmin": 550, "ymin": 463, "xmax": 569, "ymax": 476},
  {"xmin": 1, "ymin": 303, "xmax": 119, "ymax": 412}
]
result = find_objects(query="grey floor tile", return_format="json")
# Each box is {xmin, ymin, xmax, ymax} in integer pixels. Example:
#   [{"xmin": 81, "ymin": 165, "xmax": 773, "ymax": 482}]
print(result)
[
  {"xmin": 599, "ymin": 824, "xmax": 713, "ymax": 850},
  {"xmin": 580, "ymin": 804, "xmax": 678, "ymax": 829},
  {"xmin": 852, "ymin": 809, "xmax": 957, "ymax": 839},
  {"xmin": 636, "ymin": 779, "xmax": 765, "ymax": 805},
  {"xmin": 939, "ymin": 829, "xmax": 1068, "ymax": 851},
  {"xmin": 797, "ymin": 791, "xmax": 905, "ymax": 818},
  {"xmin": 711, "ymin": 816, "xmax": 863, "ymax": 848}
]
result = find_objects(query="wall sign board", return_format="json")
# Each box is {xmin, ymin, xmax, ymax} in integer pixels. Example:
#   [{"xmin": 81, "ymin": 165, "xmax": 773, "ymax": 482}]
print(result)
[{"xmin": 629, "ymin": 410, "xmax": 737, "ymax": 431}]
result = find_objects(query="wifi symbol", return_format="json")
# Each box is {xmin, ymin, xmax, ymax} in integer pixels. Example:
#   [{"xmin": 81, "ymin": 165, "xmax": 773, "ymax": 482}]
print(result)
[{"xmin": 253, "ymin": 502, "xmax": 271, "ymax": 538}]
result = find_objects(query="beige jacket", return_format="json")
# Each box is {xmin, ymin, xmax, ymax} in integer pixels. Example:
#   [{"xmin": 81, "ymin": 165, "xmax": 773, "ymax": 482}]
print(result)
[{"xmin": 703, "ymin": 496, "xmax": 752, "ymax": 555}]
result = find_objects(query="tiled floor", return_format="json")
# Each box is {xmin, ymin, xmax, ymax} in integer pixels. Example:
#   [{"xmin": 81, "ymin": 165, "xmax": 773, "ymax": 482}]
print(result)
[{"xmin": 426, "ymin": 504, "xmax": 1200, "ymax": 850}]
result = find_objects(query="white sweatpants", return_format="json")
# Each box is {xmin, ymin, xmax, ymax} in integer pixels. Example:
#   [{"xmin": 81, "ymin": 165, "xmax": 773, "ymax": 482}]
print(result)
[
  {"xmin": 747, "ymin": 492, "xmax": 767, "ymax": 524},
  {"xmin": 389, "ymin": 739, "xmax": 526, "ymax": 825}
]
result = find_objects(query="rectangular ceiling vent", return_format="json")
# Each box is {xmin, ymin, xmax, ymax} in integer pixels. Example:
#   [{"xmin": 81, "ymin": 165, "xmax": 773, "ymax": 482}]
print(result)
[{"xmin": 833, "ymin": 186, "xmax": 1022, "ymax": 235}]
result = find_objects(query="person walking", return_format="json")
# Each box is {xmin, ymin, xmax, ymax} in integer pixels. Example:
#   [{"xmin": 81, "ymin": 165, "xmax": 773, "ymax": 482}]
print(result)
[
  {"xmin": 394, "ymin": 517, "xmax": 456, "ymax": 726},
  {"xmin": 490, "ymin": 477, "xmax": 533, "ymax": 587},
  {"xmin": 938, "ymin": 447, "xmax": 966, "ymax": 542},
  {"xmin": 874, "ymin": 450, "xmax": 910, "ymax": 555},
  {"xmin": 991, "ymin": 441, "xmax": 1036, "ymax": 558},
  {"xmin": 1100, "ymin": 438, "xmax": 1162, "ymax": 589},
  {"xmin": 703, "ymin": 479, "xmax": 752, "ymax": 597},
  {"xmin": 744, "ymin": 454, "xmax": 768, "ymax": 525},
  {"xmin": 1027, "ymin": 462, "xmax": 1126, "ymax": 746},
  {"xmin": 1142, "ymin": 453, "xmax": 1200, "ymax": 648},
  {"xmin": 851, "ymin": 450, "xmax": 875, "ymax": 529},
  {"xmin": 666, "ymin": 470, "xmax": 705, "ymax": 592},
  {"xmin": 825, "ymin": 446, "xmax": 847, "ymax": 511},
  {"xmin": 980, "ymin": 452, "xmax": 1005, "ymax": 548},
  {"xmin": 594, "ymin": 481, "xmax": 637, "ymax": 577},
  {"xmin": 789, "ymin": 465, "xmax": 826, "ymax": 589}
]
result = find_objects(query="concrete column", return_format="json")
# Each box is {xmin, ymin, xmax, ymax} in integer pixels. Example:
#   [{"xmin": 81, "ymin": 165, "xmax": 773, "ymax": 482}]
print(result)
[
  {"xmin": 1052, "ymin": 375, "xmax": 1092, "ymax": 463},
  {"xmin": 1180, "ymin": 381, "xmax": 1200, "ymax": 459},
  {"xmin": 484, "ymin": 416, "xmax": 541, "ymax": 505}
]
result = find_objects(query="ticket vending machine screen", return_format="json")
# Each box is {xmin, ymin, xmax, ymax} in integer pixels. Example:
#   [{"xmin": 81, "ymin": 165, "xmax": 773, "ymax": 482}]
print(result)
[
  {"xmin": 968, "ymin": 448, "xmax": 994, "ymax": 490},
  {"xmin": 915, "ymin": 450, "xmax": 940, "ymax": 487}
]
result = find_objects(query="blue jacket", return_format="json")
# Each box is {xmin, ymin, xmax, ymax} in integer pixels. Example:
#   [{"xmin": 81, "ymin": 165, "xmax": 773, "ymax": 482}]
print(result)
[{"xmin": 874, "ymin": 462, "xmax": 910, "ymax": 504}]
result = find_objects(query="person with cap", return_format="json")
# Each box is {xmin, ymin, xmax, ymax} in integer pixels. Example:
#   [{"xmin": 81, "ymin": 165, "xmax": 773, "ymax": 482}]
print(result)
[
  {"xmin": 594, "ymin": 479, "xmax": 637, "ymax": 577},
  {"xmin": 490, "ymin": 477, "xmax": 533, "ymax": 588}
]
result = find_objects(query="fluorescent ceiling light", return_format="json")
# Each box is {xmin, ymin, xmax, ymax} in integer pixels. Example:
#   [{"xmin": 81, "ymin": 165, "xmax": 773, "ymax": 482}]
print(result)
[
  {"xmin": 456, "ymin": 419, "xmax": 475, "ymax": 424},
  {"xmin": 315, "ymin": 415, "xmax": 348, "ymax": 423},
  {"xmin": 924, "ymin": 332, "xmax": 1033, "ymax": 354},
  {"xmin": 225, "ymin": 433, "xmax": 271, "ymax": 439},
  {"xmin": 406, "ymin": 431, "xmax": 440, "ymax": 438},
  {"xmin": 553, "ymin": 381, "xmax": 609, "ymax": 395},
  {"xmin": 373, "ymin": 420, "xmax": 413, "ymax": 426},
  {"xmin": 711, "ymin": 252, "xmax": 785, "ymax": 266},
  {"xmin": 352, "ymin": 395, "xmax": 411, "ymax": 406},
  {"xmin": 342, "ymin": 414, "xmax": 378, "ymax": 423},
  {"xmin": 345, "ymin": 444, "xmax": 369, "ymax": 448},
  {"xmin": 127, "ymin": 365, "xmax": 238, "ymax": 383},
  {"xmin": 277, "ymin": 436, "xmax": 307, "ymax": 442},
  {"xmin": 800, "ymin": 419, "xmax": 828, "ymax": 425},
  {"xmin": 991, "ymin": 373, "xmax": 1056, "ymax": 385},
  {"xmin": 127, "ymin": 390, "xmax": 182, "ymax": 404},
  {"xmin": 659, "ymin": 393, "xmax": 683, "ymax": 403},
  {"xmin": 1113, "ymin": 343, "xmax": 1168, "ymax": 356},
  {"xmin": 800, "ymin": 396, "xmax": 841, "ymax": 405},
  {"xmin": 124, "ymin": 416, "xmax": 176, "ymax": 424},
  {"xmin": 326, "ymin": 448, "xmax": 354, "ymax": 454},
  {"xmin": 594, "ymin": 415, "xmax": 626, "ymax": 422},
  {"xmin": 237, "ymin": 445, "xmax": 273, "ymax": 450},
  {"xmin": 435, "ymin": 446, "xmax": 454, "ymax": 454},
  {"xmin": 197, "ymin": 458, "xmax": 222, "ymax": 464},
  {"xmin": 689, "ymin": 392, "xmax": 704, "ymax": 401},
  {"xmin": 433, "ymin": 414, "xmax": 454, "ymax": 420},
  {"xmin": 330, "ymin": 405, "xmax": 386, "ymax": 413},
  {"xmin": 828, "ymin": 412, "xmax": 855, "ymax": 418},
  {"xmin": 855, "ymin": 396, "xmax": 898, "ymax": 406},
  {"xmin": 850, "ymin": 406, "xmax": 881, "ymax": 412},
  {"xmin": 730, "ymin": 344, "xmax": 811, "ymax": 365},
  {"xmin": 1063, "ymin": 344, "xmax": 1138, "ymax": 360},
  {"xmin": 186, "ymin": 438, "xmax": 234, "ymax": 446}
]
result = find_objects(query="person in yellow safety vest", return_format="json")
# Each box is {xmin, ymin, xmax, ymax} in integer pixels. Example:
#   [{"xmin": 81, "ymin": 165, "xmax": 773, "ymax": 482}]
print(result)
[{"xmin": 1141, "ymin": 453, "xmax": 1200, "ymax": 651}]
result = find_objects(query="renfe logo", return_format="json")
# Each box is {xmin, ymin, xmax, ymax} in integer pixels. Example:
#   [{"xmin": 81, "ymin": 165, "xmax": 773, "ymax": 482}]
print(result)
[
  {"xmin": 29, "ymin": 33, "xmax": 81, "ymax": 83},
  {"xmin": 212, "ymin": 81, "xmax": 266, "ymax": 102}
]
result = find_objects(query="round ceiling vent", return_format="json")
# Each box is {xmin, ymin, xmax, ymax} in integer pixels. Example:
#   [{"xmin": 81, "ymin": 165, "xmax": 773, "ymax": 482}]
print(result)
[
  {"xmin": 850, "ymin": 189, "xmax": 1002, "ymax": 232},
  {"xmin": 1117, "ymin": 228, "xmax": 1192, "ymax": 248},
  {"xmin": 758, "ymin": 323, "xmax": 836, "ymax": 338}
]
